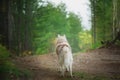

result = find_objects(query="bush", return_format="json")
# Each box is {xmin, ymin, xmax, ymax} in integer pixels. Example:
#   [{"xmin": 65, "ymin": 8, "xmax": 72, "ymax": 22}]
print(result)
[
  {"xmin": 0, "ymin": 45, "xmax": 9, "ymax": 60},
  {"xmin": 0, "ymin": 45, "xmax": 31, "ymax": 80}
]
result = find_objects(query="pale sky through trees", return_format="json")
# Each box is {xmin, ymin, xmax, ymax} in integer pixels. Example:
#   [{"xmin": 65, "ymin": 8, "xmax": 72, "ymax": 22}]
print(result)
[{"xmin": 45, "ymin": 0, "xmax": 91, "ymax": 30}]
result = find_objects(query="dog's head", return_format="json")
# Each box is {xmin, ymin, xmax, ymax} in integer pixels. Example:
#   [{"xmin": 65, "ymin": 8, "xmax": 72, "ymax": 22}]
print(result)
[{"xmin": 56, "ymin": 34, "xmax": 67, "ymax": 44}]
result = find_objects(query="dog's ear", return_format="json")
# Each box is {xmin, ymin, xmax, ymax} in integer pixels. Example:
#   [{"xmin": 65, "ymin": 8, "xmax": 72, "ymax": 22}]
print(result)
[
  {"xmin": 58, "ymin": 34, "xmax": 60, "ymax": 38},
  {"xmin": 63, "ymin": 34, "xmax": 66, "ymax": 38}
]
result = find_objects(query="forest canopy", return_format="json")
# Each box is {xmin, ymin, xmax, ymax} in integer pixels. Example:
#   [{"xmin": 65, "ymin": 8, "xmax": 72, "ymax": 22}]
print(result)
[
  {"xmin": 90, "ymin": 0, "xmax": 120, "ymax": 48},
  {"xmin": 0, "ymin": 0, "xmax": 120, "ymax": 55},
  {"xmin": 1, "ymin": 0, "xmax": 91, "ymax": 55}
]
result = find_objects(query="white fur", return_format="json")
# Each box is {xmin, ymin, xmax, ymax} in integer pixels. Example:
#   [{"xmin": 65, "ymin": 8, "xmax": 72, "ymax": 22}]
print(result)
[{"xmin": 56, "ymin": 34, "xmax": 73, "ymax": 77}]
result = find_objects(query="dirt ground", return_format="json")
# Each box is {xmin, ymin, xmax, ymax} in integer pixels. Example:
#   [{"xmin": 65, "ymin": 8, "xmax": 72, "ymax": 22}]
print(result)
[{"xmin": 14, "ymin": 47, "xmax": 120, "ymax": 80}]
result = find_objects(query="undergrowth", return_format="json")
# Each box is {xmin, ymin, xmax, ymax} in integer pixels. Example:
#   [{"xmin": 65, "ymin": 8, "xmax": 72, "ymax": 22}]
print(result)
[
  {"xmin": 0, "ymin": 45, "xmax": 32, "ymax": 80},
  {"xmin": 62, "ymin": 72, "xmax": 110, "ymax": 80}
]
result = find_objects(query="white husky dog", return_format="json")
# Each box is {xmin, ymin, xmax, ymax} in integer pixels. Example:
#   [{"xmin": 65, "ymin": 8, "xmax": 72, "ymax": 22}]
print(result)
[{"xmin": 56, "ymin": 34, "xmax": 73, "ymax": 77}]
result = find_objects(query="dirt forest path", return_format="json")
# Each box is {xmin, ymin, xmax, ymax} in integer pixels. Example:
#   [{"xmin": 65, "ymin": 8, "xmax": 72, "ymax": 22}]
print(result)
[{"xmin": 14, "ymin": 48, "xmax": 120, "ymax": 80}]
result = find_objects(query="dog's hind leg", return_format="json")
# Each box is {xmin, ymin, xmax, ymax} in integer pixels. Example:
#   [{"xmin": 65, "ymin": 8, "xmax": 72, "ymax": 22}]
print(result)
[
  {"xmin": 61, "ymin": 65, "xmax": 65, "ymax": 77},
  {"xmin": 69, "ymin": 64, "xmax": 73, "ymax": 77},
  {"xmin": 65, "ymin": 65, "xmax": 69, "ymax": 72}
]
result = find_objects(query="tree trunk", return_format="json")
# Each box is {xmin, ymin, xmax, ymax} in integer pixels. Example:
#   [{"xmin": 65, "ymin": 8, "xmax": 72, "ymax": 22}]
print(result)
[
  {"xmin": 0, "ymin": 0, "xmax": 9, "ymax": 48},
  {"xmin": 91, "ymin": 0, "xmax": 96, "ymax": 45},
  {"xmin": 112, "ymin": 0, "xmax": 117, "ymax": 39}
]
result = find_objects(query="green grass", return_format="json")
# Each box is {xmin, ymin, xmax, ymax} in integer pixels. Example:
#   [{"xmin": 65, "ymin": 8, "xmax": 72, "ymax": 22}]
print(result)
[
  {"xmin": 61, "ymin": 72, "xmax": 110, "ymax": 80},
  {"xmin": 0, "ymin": 45, "xmax": 32, "ymax": 80}
]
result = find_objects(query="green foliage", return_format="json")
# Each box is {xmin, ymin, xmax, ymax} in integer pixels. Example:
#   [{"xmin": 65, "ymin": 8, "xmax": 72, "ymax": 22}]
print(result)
[
  {"xmin": 0, "ymin": 45, "xmax": 9, "ymax": 59},
  {"xmin": 92, "ymin": 76, "xmax": 109, "ymax": 80},
  {"xmin": 9, "ymin": 0, "xmax": 92, "ymax": 55},
  {"xmin": 66, "ymin": 13, "xmax": 82, "ymax": 52},
  {"xmin": 9, "ymin": 0, "xmax": 37, "ymax": 54},
  {"xmin": 78, "ymin": 30, "xmax": 92, "ymax": 51},
  {"xmin": 62, "ymin": 72, "xmax": 110, "ymax": 80},
  {"xmin": 33, "ymin": 2, "xmax": 83, "ymax": 54},
  {"xmin": 90, "ymin": 0, "xmax": 113, "ymax": 48},
  {"xmin": 3, "ymin": 0, "xmax": 120, "ymax": 56},
  {"xmin": 91, "ymin": 41, "xmax": 102, "ymax": 49},
  {"xmin": 0, "ymin": 45, "xmax": 31, "ymax": 80}
]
